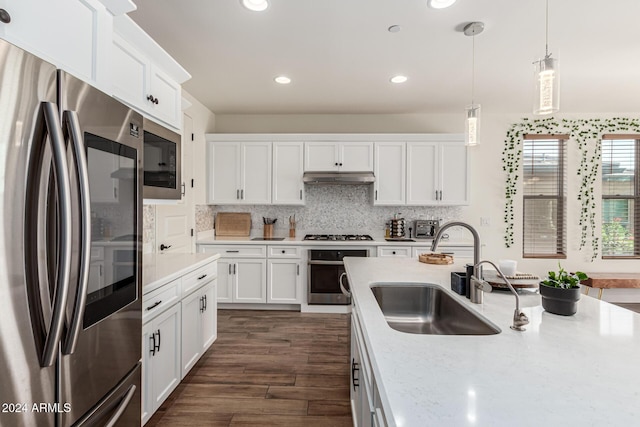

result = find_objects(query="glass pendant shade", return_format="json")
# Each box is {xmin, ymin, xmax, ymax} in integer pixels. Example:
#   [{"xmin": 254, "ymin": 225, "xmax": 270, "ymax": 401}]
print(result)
[
  {"xmin": 533, "ymin": 56, "xmax": 559, "ymax": 115},
  {"xmin": 465, "ymin": 104, "xmax": 481, "ymax": 146}
]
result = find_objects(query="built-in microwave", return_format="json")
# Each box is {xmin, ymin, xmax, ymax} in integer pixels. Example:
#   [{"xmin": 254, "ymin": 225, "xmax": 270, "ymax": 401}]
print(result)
[{"xmin": 143, "ymin": 118, "xmax": 182, "ymax": 199}]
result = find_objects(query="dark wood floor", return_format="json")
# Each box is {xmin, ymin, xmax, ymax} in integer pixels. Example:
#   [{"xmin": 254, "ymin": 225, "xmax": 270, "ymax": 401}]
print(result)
[{"xmin": 146, "ymin": 310, "xmax": 353, "ymax": 427}]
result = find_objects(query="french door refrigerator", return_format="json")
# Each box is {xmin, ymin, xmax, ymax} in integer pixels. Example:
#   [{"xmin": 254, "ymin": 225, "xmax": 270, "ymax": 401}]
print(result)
[{"xmin": 0, "ymin": 39, "xmax": 142, "ymax": 426}]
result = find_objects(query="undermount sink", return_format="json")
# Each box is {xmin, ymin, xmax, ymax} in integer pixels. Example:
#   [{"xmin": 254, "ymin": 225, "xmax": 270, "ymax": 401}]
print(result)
[{"xmin": 371, "ymin": 283, "xmax": 501, "ymax": 335}]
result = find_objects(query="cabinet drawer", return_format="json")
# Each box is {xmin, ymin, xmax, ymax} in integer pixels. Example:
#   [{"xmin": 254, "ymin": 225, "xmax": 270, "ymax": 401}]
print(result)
[
  {"xmin": 142, "ymin": 278, "xmax": 180, "ymax": 324},
  {"xmin": 377, "ymin": 246, "xmax": 411, "ymax": 257},
  {"xmin": 268, "ymin": 246, "xmax": 301, "ymax": 258},
  {"xmin": 182, "ymin": 261, "xmax": 217, "ymax": 297},
  {"xmin": 201, "ymin": 245, "xmax": 267, "ymax": 258}
]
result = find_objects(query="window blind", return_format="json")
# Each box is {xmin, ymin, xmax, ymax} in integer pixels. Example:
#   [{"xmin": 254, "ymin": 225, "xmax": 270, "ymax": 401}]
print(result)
[
  {"xmin": 601, "ymin": 136, "xmax": 640, "ymax": 258},
  {"xmin": 522, "ymin": 136, "xmax": 566, "ymax": 258}
]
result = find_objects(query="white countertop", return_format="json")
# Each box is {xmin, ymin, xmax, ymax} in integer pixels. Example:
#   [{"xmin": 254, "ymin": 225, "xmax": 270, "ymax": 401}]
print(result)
[
  {"xmin": 344, "ymin": 257, "xmax": 640, "ymax": 427},
  {"xmin": 196, "ymin": 230, "xmax": 472, "ymax": 247},
  {"xmin": 143, "ymin": 252, "xmax": 220, "ymax": 294}
]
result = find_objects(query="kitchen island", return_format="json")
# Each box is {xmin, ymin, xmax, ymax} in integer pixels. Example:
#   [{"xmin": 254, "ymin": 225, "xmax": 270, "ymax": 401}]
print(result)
[{"xmin": 344, "ymin": 257, "xmax": 640, "ymax": 427}]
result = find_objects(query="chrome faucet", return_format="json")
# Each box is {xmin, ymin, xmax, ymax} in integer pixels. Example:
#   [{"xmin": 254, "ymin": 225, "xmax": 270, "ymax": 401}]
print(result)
[
  {"xmin": 471, "ymin": 260, "xmax": 529, "ymax": 331},
  {"xmin": 431, "ymin": 221, "xmax": 481, "ymax": 302}
]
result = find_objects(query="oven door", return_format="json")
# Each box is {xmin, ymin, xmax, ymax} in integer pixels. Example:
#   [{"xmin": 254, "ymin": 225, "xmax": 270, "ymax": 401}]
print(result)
[{"xmin": 308, "ymin": 261, "xmax": 350, "ymax": 305}]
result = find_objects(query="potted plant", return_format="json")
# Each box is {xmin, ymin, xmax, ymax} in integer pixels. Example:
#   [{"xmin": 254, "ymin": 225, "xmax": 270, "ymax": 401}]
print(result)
[{"xmin": 539, "ymin": 264, "xmax": 588, "ymax": 316}]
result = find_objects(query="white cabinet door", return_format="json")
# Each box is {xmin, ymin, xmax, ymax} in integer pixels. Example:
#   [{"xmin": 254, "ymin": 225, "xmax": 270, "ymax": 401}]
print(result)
[
  {"xmin": 0, "ymin": 0, "xmax": 110, "ymax": 90},
  {"xmin": 439, "ymin": 143, "xmax": 469, "ymax": 205},
  {"xmin": 234, "ymin": 259, "xmax": 267, "ymax": 303},
  {"xmin": 141, "ymin": 321, "xmax": 153, "ymax": 425},
  {"xmin": 150, "ymin": 303, "xmax": 181, "ymax": 412},
  {"xmin": 242, "ymin": 142, "xmax": 272, "ymax": 204},
  {"xmin": 200, "ymin": 282, "xmax": 217, "ymax": 350},
  {"xmin": 111, "ymin": 33, "xmax": 182, "ymax": 129},
  {"xmin": 215, "ymin": 259, "xmax": 234, "ymax": 303},
  {"xmin": 112, "ymin": 34, "xmax": 148, "ymax": 113},
  {"xmin": 304, "ymin": 142, "xmax": 374, "ymax": 172},
  {"xmin": 340, "ymin": 142, "xmax": 374, "ymax": 172},
  {"xmin": 267, "ymin": 260, "xmax": 302, "ymax": 303},
  {"xmin": 148, "ymin": 66, "xmax": 181, "ymax": 129},
  {"xmin": 209, "ymin": 142, "xmax": 241, "ymax": 204},
  {"xmin": 273, "ymin": 142, "xmax": 304, "ymax": 205},
  {"xmin": 406, "ymin": 142, "xmax": 438, "ymax": 205},
  {"xmin": 304, "ymin": 142, "xmax": 339, "ymax": 171},
  {"xmin": 180, "ymin": 290, "xmax": 202, "ymax": 379},
  {"xmin": 374, "ymin": 142, "xmax": 405, "ymax": 205}
]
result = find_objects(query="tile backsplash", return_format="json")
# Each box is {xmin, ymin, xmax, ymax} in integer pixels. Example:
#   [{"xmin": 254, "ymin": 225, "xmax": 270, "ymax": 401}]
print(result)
[{"xmin": 197, "ymin": 185, "xmax": 460, "ymax": 236}]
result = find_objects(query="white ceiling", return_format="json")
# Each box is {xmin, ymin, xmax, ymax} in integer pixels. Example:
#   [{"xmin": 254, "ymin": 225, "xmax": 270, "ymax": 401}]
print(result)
[{"xmin": 129, "ymin": 0, "xmax": 640, "ymax": 115}]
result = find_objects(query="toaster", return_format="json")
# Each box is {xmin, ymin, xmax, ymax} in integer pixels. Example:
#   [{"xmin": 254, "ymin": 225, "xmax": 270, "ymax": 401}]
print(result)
[{"xmin": 414, "ymin": 220, "xmax": 439, "ymax": 239}]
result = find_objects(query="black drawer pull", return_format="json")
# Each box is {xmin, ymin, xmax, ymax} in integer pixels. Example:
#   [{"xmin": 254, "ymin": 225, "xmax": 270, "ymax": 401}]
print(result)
[
  {"xmin": 226, "ymin": 250, "xmax": 239, "ymax": 253},
  {"xmin": 146, "ymin": 300, "xmax": 162, "ymax": 311},
  {"xmin": 198, "ymin": 274, "xmax": 207, "ymax": 280}
]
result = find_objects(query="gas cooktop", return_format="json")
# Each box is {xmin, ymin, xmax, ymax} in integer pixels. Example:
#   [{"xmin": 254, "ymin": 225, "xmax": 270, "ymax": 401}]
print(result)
[{"xmin": 303, "ymin": 234, "xmax": 374, "ymax": 241}]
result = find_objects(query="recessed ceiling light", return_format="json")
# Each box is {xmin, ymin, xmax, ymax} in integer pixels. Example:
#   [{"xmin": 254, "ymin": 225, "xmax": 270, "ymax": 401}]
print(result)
[
  {"xmin": 274, "ymin": 76, "xmax": 291, "ymax": 84},
  {"xmin": 390, "ymin": 75, "xmax": 408, "ymax": 84},
  {"xmin": 388, "ymin": 25, "xmax": 402, "ymax": 33},
  {"xmin": 241, "ymin": 0, "xmax": 269, "ymax": 12},
  {"xmin": 427, "ymin": 0, "xmax": 457, "ymax": 9}
]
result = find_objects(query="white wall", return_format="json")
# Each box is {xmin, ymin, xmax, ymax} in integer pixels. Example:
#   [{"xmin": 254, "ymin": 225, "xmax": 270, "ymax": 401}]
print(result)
[{"xmin": 214, "ymin": 112, "xmax": 640, "ymax": 278}]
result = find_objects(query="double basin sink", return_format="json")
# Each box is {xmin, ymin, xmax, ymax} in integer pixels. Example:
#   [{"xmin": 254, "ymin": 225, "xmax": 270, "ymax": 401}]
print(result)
[{"xmin": 371, "ymin": 283, "xmax": 500, "ymax": 335}]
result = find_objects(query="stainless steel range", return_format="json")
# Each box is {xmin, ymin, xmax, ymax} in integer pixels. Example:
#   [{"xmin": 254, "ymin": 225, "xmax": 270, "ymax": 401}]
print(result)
[{"xmin": 306, "ymin": 234, "xmax": 373, "ymax": 305}]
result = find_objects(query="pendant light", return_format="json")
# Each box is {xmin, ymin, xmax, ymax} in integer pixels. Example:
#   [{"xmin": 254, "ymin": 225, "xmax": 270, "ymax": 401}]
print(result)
[
  {"xmin": 464, "ymin": 22, "xmax": 483, "ymax": 146},
  {"xmin": 533, "ymin": 0, "xmax": 559, "ymax": 115}
]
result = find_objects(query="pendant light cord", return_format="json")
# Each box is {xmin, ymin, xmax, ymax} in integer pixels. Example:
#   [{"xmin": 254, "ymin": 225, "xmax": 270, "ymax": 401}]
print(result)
[
  {"xmin": 545, "ymin": 0, "xmax": 550, "ymax": 58},
  {"xmin": 471, "ymin": 31, "xmax": 475, "ymax": 105}
]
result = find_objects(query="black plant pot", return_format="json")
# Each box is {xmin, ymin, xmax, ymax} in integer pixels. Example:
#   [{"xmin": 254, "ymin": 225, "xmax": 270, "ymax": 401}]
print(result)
[{"xmin": 539, "ymin": 283, "xmax": 581, "ymax": 316}]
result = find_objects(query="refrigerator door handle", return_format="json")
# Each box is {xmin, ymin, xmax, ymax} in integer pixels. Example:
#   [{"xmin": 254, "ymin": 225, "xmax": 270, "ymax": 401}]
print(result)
[
  {"xmin": 104, "ymin": 384, "xmax": 137, "ymax": 427},
  {"xmin": 62, "ymin": 110, "xmax": 91, "ymax": 355},
  {"xmin": 35, "ymin": 102, "xmax": 73, "ymax": 367}
]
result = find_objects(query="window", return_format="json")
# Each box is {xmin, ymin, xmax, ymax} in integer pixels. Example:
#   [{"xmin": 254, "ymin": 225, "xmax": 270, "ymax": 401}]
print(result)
[
  {"xmin": 522, "ymin": 135, "xmax": 567, "ymax": 258},
  {"xmin": 601, "ymin": 136, "xmax": 640, "ymax": 258}
]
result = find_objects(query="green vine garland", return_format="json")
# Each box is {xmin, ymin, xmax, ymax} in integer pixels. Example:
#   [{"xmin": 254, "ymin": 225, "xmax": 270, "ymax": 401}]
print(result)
[{"xmin": 502, "ymin": 117, "xmax": 640, "ymax": 261}]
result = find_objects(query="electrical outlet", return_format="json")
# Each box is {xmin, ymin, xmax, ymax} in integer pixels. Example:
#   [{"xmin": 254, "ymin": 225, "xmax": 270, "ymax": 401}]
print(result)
[{"xmin": 480, "ymin": 217, "xmax": 490, "ymax": 227}]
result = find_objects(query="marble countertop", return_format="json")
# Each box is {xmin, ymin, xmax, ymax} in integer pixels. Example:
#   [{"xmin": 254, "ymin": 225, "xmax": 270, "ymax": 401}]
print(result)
[
  {"xmin": 143, "ymin": 252, "xmax": 220, "ymax": 294},
  {"xmin": 344, "ymin": 257, "xmax": 640, "ymax": 427}
]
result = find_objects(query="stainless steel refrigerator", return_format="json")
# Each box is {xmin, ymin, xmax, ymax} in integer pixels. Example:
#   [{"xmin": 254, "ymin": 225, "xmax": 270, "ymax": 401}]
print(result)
[{"xmin": 0, "ymin": 39, "xmax": 142, "ymax": 426}]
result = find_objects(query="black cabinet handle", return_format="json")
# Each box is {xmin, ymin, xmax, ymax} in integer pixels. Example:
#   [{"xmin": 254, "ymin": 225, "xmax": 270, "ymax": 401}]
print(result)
[
  {"xmin": 146, "ymin": 300, "xmax": 162, "ymax": 311},
  {"xmin": 392, "ymin": 251, "xmax": 396, "ymax": 255},
  {"xmin": 198, "ymin": 274, "xmax": 207, "ymax": 280},
  {"xmin": 146, "ymin": 95, "xmax": 159, "ymax": 104},
  {"xmin": 154, "ymin": 330, "xmax": 161, "ymax": 352},
  {"xmin": 160, "ymin": 244, "xmax": 172, "ymax": 251},
  {"xmin": 351, "ymin": 358, "xmax": 359, "ymax": 391},
  {"xmin": 281, "ymin": 250, "xmax": 286, "ymax": 254},
  {"xmin": 0, "ymin": 9, "xmax": 11, "ymax": 23},
  {"xmin": 339, "ymin": 162, "xmax": 343, "ymax": 166},
  {"xmin": 226, "ymin": 250, "xmax": 239, "ymax": 253},
  {"xmin": 150, "ymin": 334, "xmax": 156, "ymax": 356}
]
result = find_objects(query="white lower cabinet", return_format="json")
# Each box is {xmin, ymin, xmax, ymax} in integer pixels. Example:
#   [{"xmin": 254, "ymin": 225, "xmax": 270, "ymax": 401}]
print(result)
[
  {"xmin": 142, "ymin": 303, "xmax": 181, "ymax": 425},
  {"xmin": 376, "ymin": 246, "xmax": 411, "ymax": 258},
  {"xmin": 352, "ymin": 305, "xmax": 387, "ymax": 427},
  {"xmin": 181, "ymin": 281, "xmax": 217, "ymax": 378},
  {"xmin": 142, "ymin": 257, "xmax": 218, "ymax": 425},
  {"xmin": 200, "ymin": 244, "xmax": 303, "ymax": 305}
]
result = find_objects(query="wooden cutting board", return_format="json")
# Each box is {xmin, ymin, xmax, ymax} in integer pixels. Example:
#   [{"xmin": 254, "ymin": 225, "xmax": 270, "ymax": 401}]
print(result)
[
  {"xmin": 418, "ymin": 253, "xmax": 454, "ymax": 265},
  {"xmin": 215, "ymin": 212, "xmax": 251, "ymax": 236}
]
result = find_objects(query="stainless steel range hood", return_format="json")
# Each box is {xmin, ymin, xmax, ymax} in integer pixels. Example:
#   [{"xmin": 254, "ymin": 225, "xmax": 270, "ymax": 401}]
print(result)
[{"xmin": 303, "ymin": 171, "xmax": 375, "ymax": 185}]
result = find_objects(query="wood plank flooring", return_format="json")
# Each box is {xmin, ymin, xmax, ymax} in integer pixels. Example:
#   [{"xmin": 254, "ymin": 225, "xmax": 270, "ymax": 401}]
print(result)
[{"xmin": 146, "ymin": 310, "xmax": 353, "ymax": 427}]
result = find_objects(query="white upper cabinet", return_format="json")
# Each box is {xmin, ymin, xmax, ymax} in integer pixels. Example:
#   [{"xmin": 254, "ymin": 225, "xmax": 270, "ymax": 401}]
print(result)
[
  {"xmin": 304, "ymin": 142, "xmax": 373, "ymax": 172},
  {"xmin": 407, "ymin": 141, "xmax": 468, "ymax": 206},
  {"xmin": 0, "ymin": 0, "xmax": 112, "ymax": 92},
  {"xmin": 111, "ymin": 15, "xmax": 190, "ymax": 130},
  {"xmin": 373, "ymin": 142, "xmax": 406, "ymax": 206},
  {"xmin": 273, "ymin": 142, "xmax": 304, "ymax": 205},
  {"xmin": 208, "ymin": 141, "xmax": 272, "ymax": 204}
]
